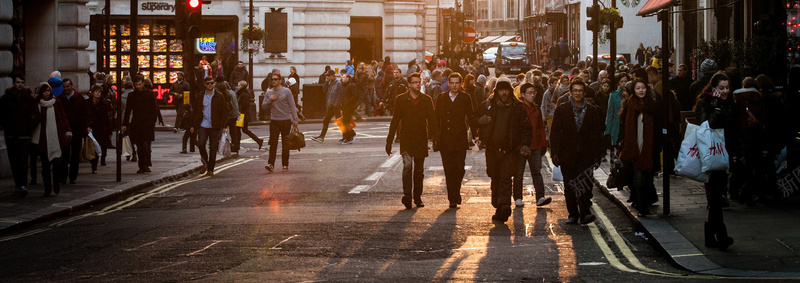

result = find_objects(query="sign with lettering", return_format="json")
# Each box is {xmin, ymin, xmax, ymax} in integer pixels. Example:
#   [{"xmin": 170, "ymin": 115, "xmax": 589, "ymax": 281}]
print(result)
[
  {"xmin": 439, "ymin": 0, "xmax": 455, "ymax": 9},
  {"xmin": 196, "ymin": 37, "xmax": 217, "ymax": 54},
  {"xmin": 139, "ymin": 1, "xmax": 175, "ymax": 15}
]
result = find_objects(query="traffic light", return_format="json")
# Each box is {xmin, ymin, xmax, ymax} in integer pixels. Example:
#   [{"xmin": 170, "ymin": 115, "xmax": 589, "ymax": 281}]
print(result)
[
  {"xmin": 185, "ymin": 0, "xmax": 202, "ymax": 38},
  {"xmin": 586, "ymin": 4, "xmax": 599, "ymax": 32}
]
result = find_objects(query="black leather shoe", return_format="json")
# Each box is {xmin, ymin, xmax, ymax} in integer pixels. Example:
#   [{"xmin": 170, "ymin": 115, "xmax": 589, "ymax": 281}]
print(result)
[
  {"xmin": 580, "ymin": 214, "xmax": 596, "ymax": 224},
  {"xmin": 415, "ymin": 201, "xmax": 425, "ymax": 208},
  {"xmin": 401, "ymin": 196, "xmax": 412, "ymax": 210}
]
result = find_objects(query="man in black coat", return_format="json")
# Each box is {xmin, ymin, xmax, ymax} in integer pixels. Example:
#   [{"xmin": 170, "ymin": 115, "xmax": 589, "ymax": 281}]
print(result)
[
  {"xmin": 58, "ymin": 78, "xmax": 92, "ymax": 184},
  {"xmin": 170, "ymin": 71, "xmax": 191, "ymax": 132},
  {"xmin": 550, "ymin": 79, "xmax": 604, "ymax": 225},
  {"xmin": 1, "ymin": 75, "xmax": 36, "ymax": 196},
  {"xmin": 386, "ymin": 73, "xmax": 439, "ymax": 209},
  {"xmin": 477, "ymin": 77, "xmax": 532, "ymax": 222},
  {"xmin": 688, "ymin": 59, "xmax": 717, "ymax": 108},
  {"xmin": 122, "ymin": 74, "xmax": 163, "ymax": 174},
  {"xmin": 190, "ymin": 76, "xmax": 232, "ymax": 177},
  {"xmin": 435, "ymin": 73, "xmax": 479, "ymax": 208},
  {"xmin": 670, "ymin": 64, "xmax": 695, "ymax": 111}
]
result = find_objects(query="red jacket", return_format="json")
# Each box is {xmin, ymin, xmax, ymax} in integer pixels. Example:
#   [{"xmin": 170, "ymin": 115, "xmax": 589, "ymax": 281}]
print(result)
[{"xmin": 523, "ymin": 102, "xmax": 548, "ymax": 150}]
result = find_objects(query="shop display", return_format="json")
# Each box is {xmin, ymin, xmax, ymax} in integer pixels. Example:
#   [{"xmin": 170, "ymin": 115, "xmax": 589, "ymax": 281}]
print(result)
[
  {"xmin": 153, "ymin": 24, "xmax": 166, "ymax": 36},
  {"xmin": 109, "ymin": 71, "xmax": 117, "ymax": 83},
  {"xmin": 139, "ymin": 24, "xmax": 150, "ymax": 36},
  {"xmin": 169, "ymin": 71, "xmax": 178, "ymax": 84},
  {"xmin": 170, "ymin": 39, "xmax": 182, "ymax": 52},
  {"xmin": 110, "ymin": 39, "xmax": 117, "ymax": 52},
  {"xmin": 138, "ymin": 55, "xmax": 150, "ymax": 68},
  {"xmin": 154, "ymin": 71, "xmax": 167, "ymax": 84},
  {"xmin": 169, "ymin": 55, "xmax": 183, "ymax": 68},
  {"xmin": 110, "ymin": 24, "xmax": 117, "ymax": 36},
  {"xmin": 140, "ymin": 71, "xmax": 150, "ymax": 80},
  {"xmin": 110, "ymin": 55, "xmax": 117, "ymax": 68},
  {"xmin": 121, "ymin": 39, "xmax": 130, "ymax": 52},
  {"xmin": 121, "ymin": 24, "xmax": 130, "ymax": 36},
  {"xmin": 154, "ymin": 39, "xmax": 167, "ymax": 52},
  {"xmin": 138, "ymin": 39, "xmax": 150, "ymax": 52},
  {"xmin": 153, "ymin": 55, "xmax": 167, "ymax": 68},
  {"xmin": 121, "ymin": 55, "xmax": 130, "ymax": 68}
]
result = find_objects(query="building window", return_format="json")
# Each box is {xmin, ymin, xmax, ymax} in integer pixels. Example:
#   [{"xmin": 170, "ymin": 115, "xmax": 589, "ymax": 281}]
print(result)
[
  {"xmin": 492, "ymin": 0, "xmax": 503, "ymax": 20},
  {"xmin": 507, "ymin": 0, "xmax": 517, "ymax": 19},
  {"xmin": 477, "ymin": 0, "xmax": 488, "ymax": 21}
]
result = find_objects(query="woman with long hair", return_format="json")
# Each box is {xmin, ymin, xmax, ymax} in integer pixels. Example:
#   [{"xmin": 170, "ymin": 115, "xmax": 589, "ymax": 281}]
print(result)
[
  {"xmin": 605, "ymin": 72, "xmax": 629, "ymax": 158},
  {"xmin": 31, "ymin": 83, "xmax": 71, "ymax": 196},
  {"xmin": 694, "ymin": 72, "xmax": 739, "ymax": 250},
  {"xmin": 618, "ymin": 78, "xmax": 661, "ymax": 216},
  {"xmin": 88, "ymin": 85, "xmax": 112, "ymax": 173}
]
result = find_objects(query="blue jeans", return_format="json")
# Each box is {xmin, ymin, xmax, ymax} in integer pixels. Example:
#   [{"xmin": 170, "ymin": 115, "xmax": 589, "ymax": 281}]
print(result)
[{"xmin": 197, "ymin": 127, "xmax": 222, "ymax": 172}]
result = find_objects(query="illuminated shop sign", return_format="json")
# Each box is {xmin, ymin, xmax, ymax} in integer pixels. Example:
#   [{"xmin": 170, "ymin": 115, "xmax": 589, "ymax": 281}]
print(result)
[
  {"xmin": 140, "ymin": 1, "xmax": 174, "ymax": 15},
  {"xmin": 196, "ymin": 37, "xmax": 217, "ymax": 54}
]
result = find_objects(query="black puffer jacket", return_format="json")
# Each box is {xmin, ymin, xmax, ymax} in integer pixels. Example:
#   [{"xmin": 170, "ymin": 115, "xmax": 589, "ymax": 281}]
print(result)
[{"xmin": 694, "ymin": 92, "xmax": 742, "ymax": 158}]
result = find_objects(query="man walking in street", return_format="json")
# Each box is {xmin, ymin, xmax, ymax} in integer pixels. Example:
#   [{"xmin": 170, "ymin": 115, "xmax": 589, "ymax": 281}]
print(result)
[
  {"xmin": 262, "ymin": 72, "xmax": 300, "ymax": 172},
  {"xmin": 1, "ymin": 75, "xmax": 36, "ymax": 196},
  {"xmin": 670, "ymin": 64, "xmax": 694, "ymax": 111},
  {"xmin": 59, "ymin": 78, "xmax": 92, "ymax": 183},
  {"xmin": 311, "ymin": 70, "xmax": 342, "ymax": 143},
  {"xmin": 516, "ymin": 82, "xmax": 551, "ymax": 207},
  {"xmin": 477, "ymin": 77, "xmax": 532, "ymax": 222},
  {"xmin": 229, "ymin": 61, "xmax": 249, "ymax": 91},
  {"xmin": 434, "ymin": 73, "xmax": 478, "ymax": 208},
  {"xmin": 170, "ymin": 71, "xmax": 190, "ymax": 132},
  {"xmin": 550, "ymin": 79, "xmax": 604, "ymax": 225},
  {"xmin": 386, "ymin": 73, "xmax": 438, "ymax": 209},
  {"xmin": 122, "ymin": 75, "xmax": 161, "ymax": 174},
  {"xmin": 189, "ymin": 76, "xmax": 231, "ymax": 177}
]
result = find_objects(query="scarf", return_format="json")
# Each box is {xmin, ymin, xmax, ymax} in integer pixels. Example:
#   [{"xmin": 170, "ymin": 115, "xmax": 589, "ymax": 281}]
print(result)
[
  {"xmin": 31, "ymin": 99, "xmax": 62, "ymax": 161},
  {"xmin": 569, "ymin": 96, "xmax": 587, "ymax": 132},
  {"xmin": 619, "ymin": 97, "xmax": 654, "ymax": 172}
]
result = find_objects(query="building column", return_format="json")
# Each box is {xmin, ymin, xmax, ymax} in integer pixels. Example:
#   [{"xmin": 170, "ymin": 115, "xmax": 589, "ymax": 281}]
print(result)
[
  {"xmin": 58, "ymin": 0, "xmax": 91, "ymax": 93},
  {"xmin": 0, "ymin": 0, "xmax": 14, "ymax": 91},
  {"xmin": 384, "ymin": 1, "xmax": 425, "ymax": 66}
]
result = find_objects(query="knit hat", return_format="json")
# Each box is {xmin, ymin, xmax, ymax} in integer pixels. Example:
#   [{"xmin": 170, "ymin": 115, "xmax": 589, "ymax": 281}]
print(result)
[
  {"xmin": 47, "ymin": 77, "xmax": 63, "ymax": 98},
  {"xmin": 477, "ymin": 74, "xmax": 487, "ymax": 84},
  {"xmin": 700, "ymin": 59, "xmax": 718, "ymax": 74},
  {"xmin": 494, "ymin": 77, "xmax": 513, "ymax": 93}
]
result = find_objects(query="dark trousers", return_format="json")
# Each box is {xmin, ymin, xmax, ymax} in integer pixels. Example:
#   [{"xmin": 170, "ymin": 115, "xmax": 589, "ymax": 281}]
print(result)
[
  {"xmin": 441, "ymin": 150, "xmax": 466, "ymax": 205},
  {"xmin": 61, "ymin": 137, "xmax": 82, "ymax": 183},
  {"xmin": 89, "ymin": 137, "xmax": 109, "ymax": 171},
  {"xmin": 241, "ymin": 119, "xmax": 261, "ymax": 143},
  {"xmin": 135, "ymin": 140, "xmax": 152, "ymax": 170},
  {"xmin": 631, "ymin": 162, "xmax": 657, "ymax": 208},
  {"xmin": 229, "ymin": 120, "xmax": 242, "ymax": 153},
  {"xmin": 515, "ymin": 149, "xmax": 545, "ymax": 200},
  {"xmin": 39, "ymin": 153, "xmax": 62, "ymax": 195},
  {"xmin": 5, "ymin": 136, "xmax": 29, "ymax": 188},
  {"xmin": 706, "ymin": 171, "xmax": 728, "ymax": 225},
  {"xmin": 174, "ymin": 103, "xmax": 182, "ymax": 129},
  {"xmin": 489, "ymin": 151, "xmax": 515, "ymax": 211},
  {"xmin": 319, "ymin": 105, "xmax": 340, "ymax": 138},
  {"xmin": 401, "ymin": 152, "xmax": 425, "ymax": 202},
  {"xmin": 197, "ymin": 127, "xmax": 222, "ymax": 172},
  {"xmin": 341, "ymin": 109, "xmax": 356, "ymax": 140},
  {"xmin": 563, "ymin": 167, "xmax": 593, "ymax": 219},
  {"xmin": 28, "ymin": 143, "xmax": 38, "ymax": 184},
  {"xmin": 268, "ymin": 120, "xmax": 292, "ymax": 167},
  {"xmin": 182, "ymin": 130, "xmax": 197, "ymax": 152}
]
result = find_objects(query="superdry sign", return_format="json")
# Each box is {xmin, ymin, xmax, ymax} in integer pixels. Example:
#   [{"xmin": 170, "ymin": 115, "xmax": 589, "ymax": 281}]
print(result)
[{"xmin": 139, "ymin": 1, "xmax": 174, "ymax": 15}]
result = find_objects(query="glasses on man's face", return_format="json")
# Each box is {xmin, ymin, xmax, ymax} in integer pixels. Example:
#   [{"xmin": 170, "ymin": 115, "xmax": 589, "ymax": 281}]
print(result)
[
  {"xmin": 205, "ymin": 81, "xmax": 215, "ymax": 85},
  {"xmin": 271, "ymin": 78, "xmax": 280, "ymax": 81}
]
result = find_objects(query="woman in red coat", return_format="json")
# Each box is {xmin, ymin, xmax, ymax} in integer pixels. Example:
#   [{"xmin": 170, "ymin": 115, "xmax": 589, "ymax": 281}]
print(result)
[{"xmin": 31, "ymin": 83, "xmax": 72, "ymax": 197}]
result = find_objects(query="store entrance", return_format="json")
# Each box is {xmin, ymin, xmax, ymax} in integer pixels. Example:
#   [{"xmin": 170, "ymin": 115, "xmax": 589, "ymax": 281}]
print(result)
[{"xmin": 349, "ymin": 17, "xmax": 382, "ymax": 64}]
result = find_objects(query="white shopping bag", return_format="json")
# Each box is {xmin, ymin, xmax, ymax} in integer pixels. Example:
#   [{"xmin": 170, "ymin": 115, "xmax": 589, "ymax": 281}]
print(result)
[
  {"xmin": 675, "ymin": 122, "xmax": 709, "ymax": 182},
  {"xmin": 122, "ymin": 136, "xmax": 133, "ymax": 157},
  {"xmin": 697, "ymin": 121, "xmax": 729, "ymax": 172},
  {"xmin": 552, "ymin": 166, "xmax": 564, "ymax": 182},
  {"xmin": 87, "ymin": 132, "xmax": 102, "ymax": 158},
  {"xmin": 218, "ymin": 131, "xmax": 232, "ymax": 157}
]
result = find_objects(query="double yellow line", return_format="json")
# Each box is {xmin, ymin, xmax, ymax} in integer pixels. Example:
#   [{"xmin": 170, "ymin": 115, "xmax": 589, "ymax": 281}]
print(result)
[{"xmin": 0, "ymin": 158, "xmax": 252, "ymax": 242}]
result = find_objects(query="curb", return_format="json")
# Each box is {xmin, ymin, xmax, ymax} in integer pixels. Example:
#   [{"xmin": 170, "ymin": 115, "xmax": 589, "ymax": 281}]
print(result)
[
  {"xmin": 0, "ymin": 152, "xmax": 240, "ymax": 235},
  {"xmin": 154, "ymin": 116, "xmax": 394, "ymax": 131},
  {"xmin": 597, "ymin": 178, "xmax": 800, "ymax": 277}
]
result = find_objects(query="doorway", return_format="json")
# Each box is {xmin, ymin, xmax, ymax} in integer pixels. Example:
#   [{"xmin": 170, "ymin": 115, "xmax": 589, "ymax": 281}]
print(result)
[{"xmin": 349, "ymin": 17, "xmax": 382, "ymax": 64}]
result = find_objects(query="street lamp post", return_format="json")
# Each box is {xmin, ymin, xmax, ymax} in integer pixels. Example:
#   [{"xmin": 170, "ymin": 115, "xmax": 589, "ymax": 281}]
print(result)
[{"xmin": 249, "ymin": 0, "xmax": 254, "ymax": 98}]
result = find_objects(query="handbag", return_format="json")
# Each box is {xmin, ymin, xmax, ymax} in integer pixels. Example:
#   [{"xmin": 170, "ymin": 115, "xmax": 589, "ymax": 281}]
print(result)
[
  {"xmin": 606, "ymin": 159, "xmax": 626, "ymax": 188},
  {"xmin": 696, "ymin": 121, "xmax": 729, "ymax": 172},
  {"xmin": 675, "ymin": 122, "xmax": 710, "ymax": 182},
  {"xmin": 122, "ymin": 135, "xmax": 133, "ymax": 157},
  {"xmin": 80, "ymin": 137, "xmax": 96, "ymax": 161},
  {"xmin": 552, "ymin": 166, "xmax": 563, "ymax": 182},
  {"xmin": 235, "ymin": 113, "xmax": 245, "ymax": 128},
  {"xmin": 88, "ymin": 132, "xmax": 102, "ymax": 158},
  {"xmin": 218, "ymin": 131, "xmax": 232, "ymax": 157},
  {"xmin": 285, "ymin": 125, "xmax": 306, "ymax": 151}
]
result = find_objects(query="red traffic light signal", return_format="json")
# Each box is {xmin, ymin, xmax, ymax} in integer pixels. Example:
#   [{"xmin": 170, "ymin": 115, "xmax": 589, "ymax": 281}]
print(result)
[{"xmin": 188, "ymin": 0, "xmax": 200, "ymax": 9}]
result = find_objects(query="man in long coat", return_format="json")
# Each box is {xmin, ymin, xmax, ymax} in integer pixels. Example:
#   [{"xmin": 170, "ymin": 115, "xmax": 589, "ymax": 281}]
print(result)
[
  {"xmin": 123, "ymin": 74, "xmax": 163, "ymax": 173},
  {"xmin": 434, "ymin": 73, "xmax": 478, "ymax": 208},
  {"xmin": 386, "ymin": 72, "xmax": 439, "ymax": 209}
]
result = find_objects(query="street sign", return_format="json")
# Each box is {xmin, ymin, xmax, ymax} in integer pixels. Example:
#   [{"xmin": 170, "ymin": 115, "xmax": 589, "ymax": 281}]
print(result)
[{"xmin": 463, "ymin": 26, "xmax": 477, "ymax": 43}]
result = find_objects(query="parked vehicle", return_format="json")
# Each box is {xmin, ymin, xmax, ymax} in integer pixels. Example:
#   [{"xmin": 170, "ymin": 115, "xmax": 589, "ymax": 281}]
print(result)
[
  {"xmin": 483, "ymin": 47, "xmax": 497, "ymax": 66},
  {"xmin": 585, "ymin": 54, "xmax": 628, "ymax": 67},
  {"xmin": 495, "ymin": 42, "xmax": 531, "ymax": 76}
]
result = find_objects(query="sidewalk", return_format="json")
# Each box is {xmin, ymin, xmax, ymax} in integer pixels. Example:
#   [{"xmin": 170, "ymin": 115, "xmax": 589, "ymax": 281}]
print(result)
[{"xmin": 594, "ymin": 162, "xmax": 800, "ymax": 277}]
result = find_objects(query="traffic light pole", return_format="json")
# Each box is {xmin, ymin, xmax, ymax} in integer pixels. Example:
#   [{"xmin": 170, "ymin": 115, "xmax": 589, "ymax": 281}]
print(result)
[
  {"xmin": 592, "ymin": 0, "xmax": 598, "ymax": 78},
  {"xmin": 248, "ymin": 0, "xmax": 254, "ymax": 97},
  {"xmin": 609, "ymin": 0, "xmax": 617, "ymax": 84},
  {"xmin": 660, "ymin": 9, "xmax": 671, "ymax": 216}
]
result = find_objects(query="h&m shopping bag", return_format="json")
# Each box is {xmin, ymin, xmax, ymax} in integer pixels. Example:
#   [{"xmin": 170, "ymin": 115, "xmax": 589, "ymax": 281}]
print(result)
[
  {"xmin": 696, "ymin": 121, "xmax": 729, "ymax": 172},
  {"xmin": 675, "ymin": 122, "xmax": 709, "ymax": 182}
]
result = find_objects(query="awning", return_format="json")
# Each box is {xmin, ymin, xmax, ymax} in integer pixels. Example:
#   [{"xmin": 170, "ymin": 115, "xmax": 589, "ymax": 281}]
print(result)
[
  {"xmin": 637, "ymin": 0, "xmax": 677, "ymax": 16},
  {"xmin": 478, "ymin": 36, "xmax": 500, "ymax": 43},
  {"xmin": 491, "ymin": 35, "xmax": 516, "ymax": 43}
]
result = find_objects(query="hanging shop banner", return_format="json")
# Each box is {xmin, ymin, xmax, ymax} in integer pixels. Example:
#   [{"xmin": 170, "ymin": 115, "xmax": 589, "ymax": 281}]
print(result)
[{"xmin": 440, "ymin": 0, "xmax": 455, "ymax": 9}]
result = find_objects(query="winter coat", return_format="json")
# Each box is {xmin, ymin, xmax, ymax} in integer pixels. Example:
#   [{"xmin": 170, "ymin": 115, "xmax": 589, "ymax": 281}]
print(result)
[
  {"xmin": 324, "ymin": 78, "xmax": 343, "ymax": 107},
  {"xmin": 88, "ymin": 97, "xmax": 112, "ymax": 143},
  {"xmin": 193, "ymin": 89, "xmax": 232, "ymax": 130},
  {"xmin": 170, "ymin": 80, "xmax": 191, "ymax": 107},
  {"xmin": 230, "ymin": 66, "xmax": 249, "ymax": 87},
  {"xmin": 694, "ymin": 92, "xmax": 742, "ymax": 158},
  {"xmin": 341, "ymin": 81, "xmax": 360, "ymax": 113},
  {"xmin": 236, "ymin": 88, "xmax": 256, "ymax": 123},
  {"xmin": 123, "ymin": 89, "xmax": 160, "ymax": 143},
  {"xmin": 550, "ymin": 100, "xmax": 604, "ymax": 176},
  {"xmin": 605, "ymin": 88, "xmax": 624, "ymax": 145},
  {"xmin": 522, "ymin": 102, "xmax": 548, "ymax": 150},
  {"xmin": 179, "ymin": 107, "xmax": 194, "ymax": 130},
  {"xmin": 387, "ymin": 91, "xmax": 439, "ymax": 158},
  {"xmin": 58, "ymin": 90, "xmax": 92, "ymax": 138},
  {"xmin": 434, "ymin": 90, "xmax": 478, "ymax": 152},
  {"xmin": 477, "ymin": 96, "xmax": 532, "ymax": 177},
  {"xmin": 618, "ymin": 96, "xmax": 664, "ymax": 173},
  {"xmin": 1, "ymin": 86, "xmax": 36, "ymax": 138}
]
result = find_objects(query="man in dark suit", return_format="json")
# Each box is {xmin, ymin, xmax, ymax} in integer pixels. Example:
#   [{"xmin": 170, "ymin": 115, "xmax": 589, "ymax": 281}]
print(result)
[
  {"xmin": 477, "ymin": 77, "xmax": 532, "ymax": 223},
  {"xmin": 58, "ymin": 78, "xmax": 92, "ymax": 184},
  {"xmin": 386, "ymin": 72, "xmax": 439, "ymax": 209},
  {"xmin": 434, "ymin": 73, "xmax": 479, "ymax": 208},
  {"xmin": 122, "ymin": 74, "xmax": 162, "ymax": 174},
  {"xmin": 550, "ymin": 79, "xmax": 604, "ymax": 225}
]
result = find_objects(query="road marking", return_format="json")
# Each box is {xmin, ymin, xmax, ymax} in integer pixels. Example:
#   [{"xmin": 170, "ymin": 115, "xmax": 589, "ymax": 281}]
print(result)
[
  {"xmin": 186, "ymin": 240, "xmax": 230, "ymax": 256},
  {"xmin": 123, "ymin": 237, "xmax": 170, "ymax": 252},
  {"xmin": 0, "ymin": 228, "xmax": 51, "ymax": 242},
  {"xmin": 271, "ymin": 234, "xmax": 299, "ymax": 250},
  {"xmin": 426, "ymin": 166, "xmax": 472, "ymax": 171},
  {"xmin": 348, "ymin": 185, "xmax": 370, "ymax": 194},
  {"xmin": 380, "ymin": 154, "xmax": 402, "ymax": 168},
  {"xmin": 364, "ymin": 172, "xmax": 385, "ymax": 181}
]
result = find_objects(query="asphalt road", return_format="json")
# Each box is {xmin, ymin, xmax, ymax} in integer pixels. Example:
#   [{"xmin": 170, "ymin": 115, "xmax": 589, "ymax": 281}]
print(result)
[{"xmin": 0, "ymin": 122, "xmax": 724, "ymax": 282}]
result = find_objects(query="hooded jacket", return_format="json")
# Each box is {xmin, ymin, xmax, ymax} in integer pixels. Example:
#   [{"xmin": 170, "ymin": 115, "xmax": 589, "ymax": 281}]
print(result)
[{"xmin": 478, "ymin": 78, "xmax": 532, "ymax": 177}]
